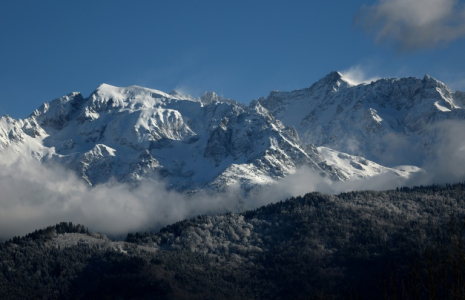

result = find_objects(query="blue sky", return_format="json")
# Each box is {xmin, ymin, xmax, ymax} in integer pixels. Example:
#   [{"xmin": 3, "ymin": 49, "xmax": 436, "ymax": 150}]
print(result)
[{"xmin": 1, "ymin": 0, "xmax": 465, "ymax": 118}]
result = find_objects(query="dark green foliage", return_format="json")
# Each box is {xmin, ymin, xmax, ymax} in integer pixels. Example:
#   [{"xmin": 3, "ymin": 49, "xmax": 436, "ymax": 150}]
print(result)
[
  {"xmin": 378, "ymin": 215, "xmax": 465, "ymax": 300},
  {"xmin": 125, "ymin": 182, "xmax": 465, "ymax": 298},
  {"xmin": 2, "ymin": 182, "xmax": 465, "ymax": 299},
  {"xmin": 0, "ymin": 244, "xmax": 95, "ymax": 300},
  {"xmin": 6, "ymin": 222, "xmax": 90, "ymax": 245},
  {"xmin": 69, "ymin": 251, "xmax": 172, "ymax": 300}
]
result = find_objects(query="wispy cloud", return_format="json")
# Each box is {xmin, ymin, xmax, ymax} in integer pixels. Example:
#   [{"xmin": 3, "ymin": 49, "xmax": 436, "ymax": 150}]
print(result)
[
  {"xmin": 355, "ymin": 0, "xmax": 465, "ymax": 51},
  {"xmin": 415, "ymin": 120, "xmax": 465, "ymax": 184},
  {"xmin": 2, "ymin": 119, "xmax": 465, "ymax": 239},
  {"xmin": 0, "ymin": 152, "xmax": 241, "ymax": 239},
  {"xmin": 0, "ymin": 151, "xmax": 403, "ymax": 239},
  {"xmin": 339, "ymin": 65, "xmax": 380, "ymax": 85},
  {"xmin": 448, "ymin": 78, "xmax": 465, "ymax": 92}
]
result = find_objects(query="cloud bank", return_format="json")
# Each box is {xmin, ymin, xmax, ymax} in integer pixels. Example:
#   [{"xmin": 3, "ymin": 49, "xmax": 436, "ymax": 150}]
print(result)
[
  {"xmin": 0, "ymin": 152, "xmax": 242, "ymax": 239},
  {"xmin": 0, "ymin": 152, "xmax": 402, "ymax": 239},
  {"xmin": 415, "ymin": 120, "xmax": 465, "ymax": 184},
  {"xmin": 250, "ymin": 120, "xmax": 465, "ymax": 208},
  {"xmin": 1, "ymin": 120, "xmax": 465, "ymax": 239},
  {"xmin": 355, "ymin": 0, "xmax": 465, "ymax": 51}
]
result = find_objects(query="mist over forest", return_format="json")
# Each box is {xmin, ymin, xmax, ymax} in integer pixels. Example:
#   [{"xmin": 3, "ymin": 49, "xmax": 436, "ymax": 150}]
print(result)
[{"xmin": 2, "ymin": 183, "xmax": 465, "ymax": 299}]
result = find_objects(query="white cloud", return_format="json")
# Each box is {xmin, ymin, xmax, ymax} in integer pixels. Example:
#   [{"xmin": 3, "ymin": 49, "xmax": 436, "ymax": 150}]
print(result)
[
  {"xmin": 0, "ymin": 152, "xmax": 241, "ymax": 239},
  {"xmin": 355, "ymin": 0, "xmax": 465, "ymax": 51},
  {"xmin": 0, "ymin": 151, "xmax": 403, "ymax": 239},
  {"xmin": 339, "ymin": 65, "xmax": 380, "ymax": 85},
  {"xmin": 2, "ymin": 119, "xmax": 465, "ymax": 239},
  {"xmin": 253, "ymin": 120, "xmax": 465, "ymax": 203},
  {"xmin": 171, "ymin": 84, "xmax": 201, "ymax": 99},
  {"xmin": 415, "ymin": 120, "xmax": 465, "ymax": 184}
]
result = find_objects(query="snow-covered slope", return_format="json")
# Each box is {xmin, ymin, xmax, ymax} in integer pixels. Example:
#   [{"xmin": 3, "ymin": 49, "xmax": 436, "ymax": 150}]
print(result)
[
  {"xmin": 3, "ymin": 72, "xmax": 446, "ymax": 192},
  {"xmin": 259, "ymin": 71, "xmax": 465, "ymax": 166},
  {"xmin": 317, "ymin": 146, "xmax": 421, "ymax": 179},
  {"xmin": 0, "ymin": 84, "xmax": 350, "ymax": 191}
]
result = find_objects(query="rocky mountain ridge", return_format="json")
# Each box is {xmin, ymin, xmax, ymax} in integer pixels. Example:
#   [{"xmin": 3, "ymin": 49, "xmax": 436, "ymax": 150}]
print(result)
[
  {"xmin": 259, "ymin": 71, "xmax": 465, "ymax": 166},
  {"xmin": 2, "ymin": 71, "xmax": 455, "ymax": 191},
  {"xmin": 0, "ymin": 84, "xmax": 346, "ymax": 191}
]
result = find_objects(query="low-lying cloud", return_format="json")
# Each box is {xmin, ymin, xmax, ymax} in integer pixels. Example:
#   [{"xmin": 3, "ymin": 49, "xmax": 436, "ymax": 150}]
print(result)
[
  {"xmin": 1, "ymin": 119, "xmax": 465, "ymax": 239},
  {"xmin": 252, "ymin": 120, "xmax": 465, "ymax": 206},
  {"xmin": 0, "ymin": 152, "xmax": 398, "ymax": 239},
  {"xmin": 355, "ymin": 0, "xmax": 465, "ymax": 51},
  {"xmin": 414, "ymin": 120, "xmax": 465, "ymax": 184},
  {"xmin": 0, "ymin": 152, "xmax": 242, "ymax": 239}
]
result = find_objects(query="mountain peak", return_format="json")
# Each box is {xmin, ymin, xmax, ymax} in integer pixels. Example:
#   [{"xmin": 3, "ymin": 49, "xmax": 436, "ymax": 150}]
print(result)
[
  {"xmin": 200, "ymin": 91, "xmax": 239, "ymax": 106},
  {"xmin": 309, "ymin": 71, "xmax": 352, "ymax": 92},
  {"xmin": 420, "ymin": 74, "xmax": 453, "ymax": 93},
  {"xmin": 1, "ymin": 73, "xmax": 459, "ymax": 193},
  {"xmin": 93, "ymin": 84, "xmax": 177, "ymax": 101},
  {"xmin": 200, "ymin": 91, "xmax": 220, "ymax": 104},
  {"xmin": 325, "ymin": 71, "xmax": 344, "ymax": 81},
  {"xmin": 31, "ymin": 92, "xmax": 85, "ymax": 129},
  {"xmin": 422, "ymin": 74, "xmax": 441, "ymax": 85},
  {"xmin": 96, "ymin": 83, "xmax": 113, "ymax": 89}
]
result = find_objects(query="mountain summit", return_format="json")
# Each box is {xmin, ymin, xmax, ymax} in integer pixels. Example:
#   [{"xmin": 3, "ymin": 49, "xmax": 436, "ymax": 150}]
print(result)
[
  {"xmin": 2, "ymin": 72, "xmax": 459, "ymax": 191},
  {"xmin": 0, "ymin": 83, "xmax": 347, "ymax": 191},
  {"xmin": 259, "ymin": 72, "xmax": 464, "ymax": 166}
]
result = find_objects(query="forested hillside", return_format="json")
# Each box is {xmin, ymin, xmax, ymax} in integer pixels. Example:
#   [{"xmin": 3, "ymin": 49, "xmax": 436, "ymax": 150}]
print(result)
[{"xmin": 2, "ymin": 183, "xmax": 465, "ymax": 299}]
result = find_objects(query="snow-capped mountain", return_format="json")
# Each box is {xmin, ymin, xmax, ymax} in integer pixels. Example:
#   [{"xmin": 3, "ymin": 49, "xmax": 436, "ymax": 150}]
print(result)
[
  {"xmin": 259, "ymin": 71, "xmax": 465, "ymax": 166},
  {"xmin": 0, "ymin": 84, "xmax": 349, "ymax": 191},
  {"xmin": 2, "ymin": 71, "xmax": 449, "ymax": 192}
]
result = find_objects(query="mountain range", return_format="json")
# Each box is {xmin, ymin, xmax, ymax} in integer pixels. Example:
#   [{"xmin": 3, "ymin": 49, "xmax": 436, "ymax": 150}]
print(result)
[
  {"xmin": 2, "ymin": 72, "xmax": 465, "ymax": 299},
  {"xmin": 1, "ymin": 71, "xmax": 463, "ymax": 192},
  {"xmin": 260, "ymin": 72, "xmax": 465, "ymax": 166}
]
